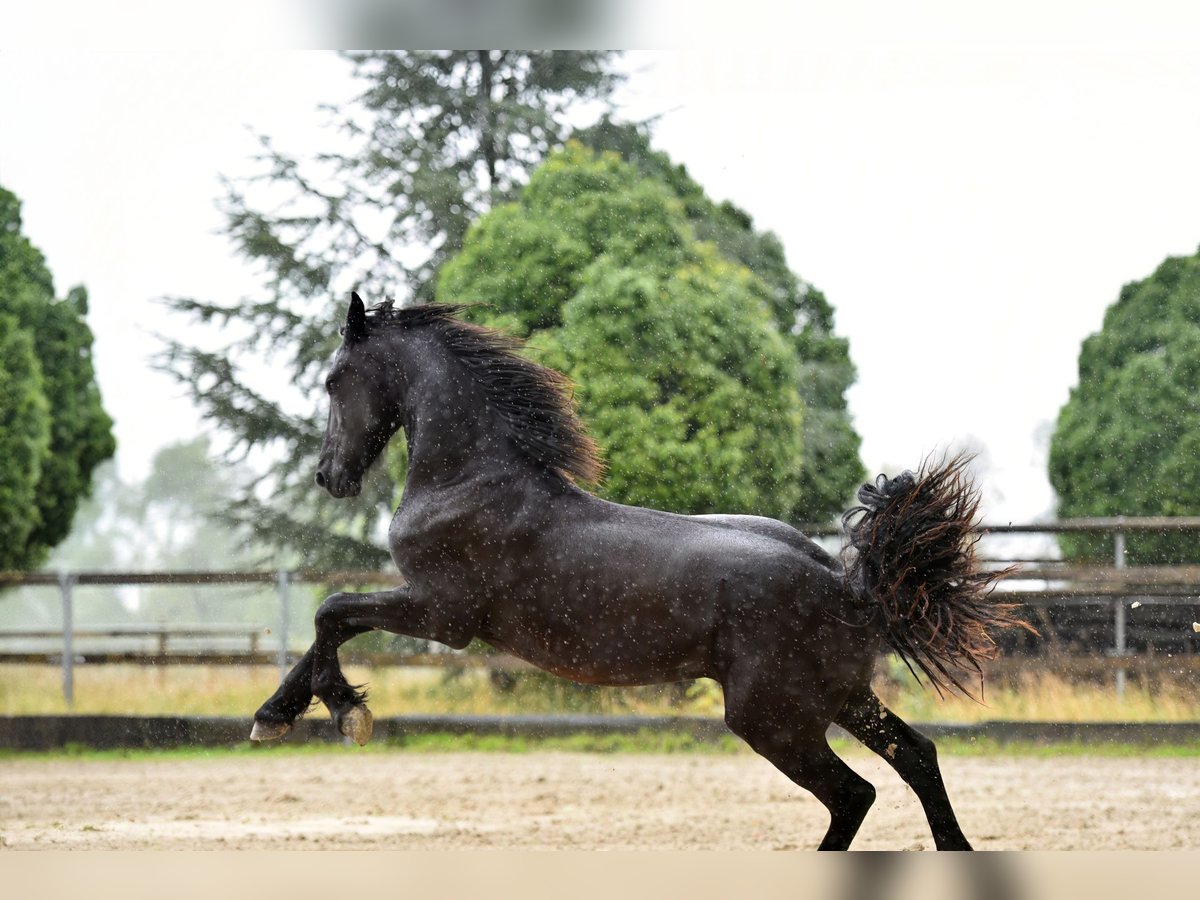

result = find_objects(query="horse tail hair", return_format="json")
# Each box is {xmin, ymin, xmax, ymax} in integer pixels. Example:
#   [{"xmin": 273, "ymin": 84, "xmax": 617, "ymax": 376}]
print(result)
[{"xmin": 842, "ymin": 453, "xmax": 1034, "ymax": 698}]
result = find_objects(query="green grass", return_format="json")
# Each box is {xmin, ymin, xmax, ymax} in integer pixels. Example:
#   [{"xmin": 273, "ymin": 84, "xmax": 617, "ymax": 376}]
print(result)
[
  {"xmin": 0, "ymin": 730, "xmax": 748, "ymax": 761},
  {"xmin": 4, "ymin": 730, "xmax": 1200, "ymax": 762}
]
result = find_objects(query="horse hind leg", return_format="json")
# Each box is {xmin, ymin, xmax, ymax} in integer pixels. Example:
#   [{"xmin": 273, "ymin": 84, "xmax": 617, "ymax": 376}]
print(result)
[
  {"xmin": 788, "ymin": 740, "xmax": 876, "ymax": 851},
  {"xmin": 834, "ymin": 687, "xmax": 972, "ymax": 850},
  {"xmin": 723, "ymin": 680, "xmax": 876, "ymax": 850}
]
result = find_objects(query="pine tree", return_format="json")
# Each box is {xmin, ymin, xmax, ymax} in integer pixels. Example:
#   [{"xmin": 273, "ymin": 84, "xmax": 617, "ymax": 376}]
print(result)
[{"xmin": 159, "ymin": 52, "xmax": 625, "ymax": 568}]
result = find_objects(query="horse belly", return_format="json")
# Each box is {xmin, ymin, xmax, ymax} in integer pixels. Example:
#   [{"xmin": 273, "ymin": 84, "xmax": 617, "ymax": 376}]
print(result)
[
  {"xmin": 481, "ymin": 583, "xmax": 721, "ymax": 686},
  {"xmin": 491, "ymin": 635, "xmax": 713, "ymax": 686}
]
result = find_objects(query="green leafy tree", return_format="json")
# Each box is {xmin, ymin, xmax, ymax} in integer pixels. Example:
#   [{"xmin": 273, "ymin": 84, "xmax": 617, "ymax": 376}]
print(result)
[
  {"xmin": 571, "ymin": 119, "xmax": 863, "ymax": 522},
  {"xmin": 433, "ymin": 143, "xmax": 807, "ymax": 518},
  {"xmin": 0, "ymin": 186, "xmax": 115, "ymax": 569},
  {"xmin": 159, "ymin": 51, "xmax": 625, "ymax": 568},
  {"xmin": 1049, "ymin": 248, "xmax": 1200, "ymax": 563},
  {"xmin": 0, "ymin": 315, "xmax": 51, "ymax": 571}
]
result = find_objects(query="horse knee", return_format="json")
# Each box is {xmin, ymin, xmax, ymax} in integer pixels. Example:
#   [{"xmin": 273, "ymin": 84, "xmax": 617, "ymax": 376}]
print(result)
[{"xmin": 314, "ymin": 592, "xmax": 352, "ymax": 633}]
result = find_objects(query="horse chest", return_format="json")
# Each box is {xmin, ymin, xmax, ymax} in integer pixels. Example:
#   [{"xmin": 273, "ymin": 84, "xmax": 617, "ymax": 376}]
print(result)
[{"xmin": 387, "ymin": 500, "xmax": 513, "ymax": 585}]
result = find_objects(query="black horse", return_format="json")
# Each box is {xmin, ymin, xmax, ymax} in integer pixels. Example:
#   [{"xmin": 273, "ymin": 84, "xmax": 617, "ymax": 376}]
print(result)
[{"xmin": 251, "ymin": 293, "xmax": 1028, "ymax": 850}]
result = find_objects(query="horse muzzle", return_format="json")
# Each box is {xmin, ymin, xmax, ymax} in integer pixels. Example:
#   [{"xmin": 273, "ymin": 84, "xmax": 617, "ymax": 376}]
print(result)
[{"xmin": 316, "ymin": 464, "xmax": 361, "ymax": 498}]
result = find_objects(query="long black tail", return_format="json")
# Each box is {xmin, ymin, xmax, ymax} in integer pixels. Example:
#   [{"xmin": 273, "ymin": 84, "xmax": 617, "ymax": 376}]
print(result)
[{"xmin": 842, "ymin": 454, "xmax": 1034, "ymax": 697}]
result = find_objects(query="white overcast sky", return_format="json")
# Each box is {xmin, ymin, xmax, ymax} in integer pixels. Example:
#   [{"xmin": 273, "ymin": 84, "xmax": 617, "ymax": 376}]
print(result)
[{"xmin": 2, "ymin": 5, "xmax": 1200, "ymax": 525}]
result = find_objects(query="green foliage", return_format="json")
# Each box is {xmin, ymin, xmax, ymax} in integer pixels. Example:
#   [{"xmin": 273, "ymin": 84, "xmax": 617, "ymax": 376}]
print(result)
[
  {"xmin": 433, "ymin": 144, "xmax": 806, "ymax": 518},
  {"xmin": 570, "ymin": 119, "xmax": 863, "ymax": 522},
  {"xmin": 159, "ymin": 52, "xmax": 625, "ymax": 568},
  {"xmin": 0, "ymin": 315, "xmax": 51, "ymax": 570},
  {"xmin": 0, "ymin": 186, "xmax": 115, "ymax": 570},
  {"xmin": 1049, "ymin": 248, "xmax": 1200, "ymax": 563}
]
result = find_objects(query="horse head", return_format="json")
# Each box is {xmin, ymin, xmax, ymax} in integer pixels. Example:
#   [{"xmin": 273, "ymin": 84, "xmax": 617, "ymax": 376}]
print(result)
[{"xmin": 315, "ymin": 292, "xmax": 403, "ymax": 498}]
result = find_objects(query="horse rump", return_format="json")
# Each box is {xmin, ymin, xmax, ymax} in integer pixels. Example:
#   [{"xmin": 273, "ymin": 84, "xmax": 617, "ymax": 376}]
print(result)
[{"xmin": 842, "ymin": 453, "xmax": 1034, "ymax": 697}]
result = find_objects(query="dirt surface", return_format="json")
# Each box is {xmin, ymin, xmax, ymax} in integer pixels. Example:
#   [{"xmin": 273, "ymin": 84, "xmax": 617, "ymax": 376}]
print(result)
[{"xmin": 2, "ymin": 749, "xmax": 1198, "ymax": 850}]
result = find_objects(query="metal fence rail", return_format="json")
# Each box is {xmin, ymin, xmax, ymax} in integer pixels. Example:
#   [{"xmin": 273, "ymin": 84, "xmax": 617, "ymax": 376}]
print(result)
[{"xmin": 0, "ymin": 567, "xmax": 399, "ymax": 705}]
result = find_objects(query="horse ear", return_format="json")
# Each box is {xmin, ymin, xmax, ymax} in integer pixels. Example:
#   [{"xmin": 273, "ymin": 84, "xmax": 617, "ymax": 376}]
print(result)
[{"xmin": 344, "ymin": 291, "xmax": 367, "ymax": 343}]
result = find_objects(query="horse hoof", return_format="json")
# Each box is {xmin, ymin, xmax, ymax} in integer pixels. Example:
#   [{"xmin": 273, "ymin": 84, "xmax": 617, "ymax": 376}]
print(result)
[
  {"xmin": 339, "ymin": 705, "xmax": 373, "ymax": 746},
  {"xmin": 250, "ymin": 720, "xmax": 291, "ymax": 742}
]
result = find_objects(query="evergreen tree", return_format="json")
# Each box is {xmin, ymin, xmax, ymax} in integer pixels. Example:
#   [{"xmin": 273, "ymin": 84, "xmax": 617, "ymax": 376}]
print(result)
[
  {"xmin": 159, "ymin": 51, "xmax": 625, "ymax": 567},
  {"xmin": 0, "ymin": 186, "xmax": 115, "ymax": 569},
  {"xmin": 1049, "ymin": 247, "xmax": 1200, "ymax": 563},
  {"xmin": 572, "ymin": 119, "xmax": 863, "ymax": 522},
  {"xmin": 0, "ymin": 314, "xmax": 51, "ymax": 571},
  {"xmin": 434, "ymin": 143, "xmax": 807, "ymax": 518}
]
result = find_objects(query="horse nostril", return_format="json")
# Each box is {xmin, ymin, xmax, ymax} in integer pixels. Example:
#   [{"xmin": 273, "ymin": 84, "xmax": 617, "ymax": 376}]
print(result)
[{"xmin": 315, "ymin": 470, "xmax": 327, "ymax": 488}]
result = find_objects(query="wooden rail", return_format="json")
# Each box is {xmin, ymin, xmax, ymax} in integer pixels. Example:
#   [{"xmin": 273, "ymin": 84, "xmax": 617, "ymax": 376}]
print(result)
[
  {"xmin": 0, "ymin": 569, "xmax": 398, "ymax": 588},
  {"xmin": 3, "ymin": 516, "xmax": 1200, "ymax": 704},
  {"xmin": 0, "ymin": 625, "xmax": 265, "ymax": 661},
  {"xmin": 0, "ymin": 646, "xmax": 539, "ymax": 670},
  {"xmin": 792, "ymin": 515, "xmax": 1200, "ymax": 537}
]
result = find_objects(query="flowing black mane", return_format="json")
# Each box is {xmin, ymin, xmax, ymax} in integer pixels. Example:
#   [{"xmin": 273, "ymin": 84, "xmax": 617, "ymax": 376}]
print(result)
[{"xmin": 364, "ymin": 301, "xmax": 604, "ymax": 487}]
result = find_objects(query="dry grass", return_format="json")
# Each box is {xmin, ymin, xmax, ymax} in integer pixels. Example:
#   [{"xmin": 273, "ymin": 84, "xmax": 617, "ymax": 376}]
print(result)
[
  {"xmin": 879, "ymin": 670, "xmax": 1200, "ymax": 723},
  {"xmin": 0, "ymin": 664, "xmax": 715, "ymax": 718},
  {"xmin": 2, "ymin": 662, "xmax": 1198, "ymax": 722}
]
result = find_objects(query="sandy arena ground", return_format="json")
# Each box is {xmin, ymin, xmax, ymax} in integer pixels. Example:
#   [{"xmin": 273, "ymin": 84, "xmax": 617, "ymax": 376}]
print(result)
[{"xmin": 2, "ymin": 749, "xmax": 1198, "ymax": 850}]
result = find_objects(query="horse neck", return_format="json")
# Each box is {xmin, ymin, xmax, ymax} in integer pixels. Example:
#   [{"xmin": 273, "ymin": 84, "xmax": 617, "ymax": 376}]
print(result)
[{"xmin": 396, "ymin": 332, "xmax": 520, "ymax": 490}]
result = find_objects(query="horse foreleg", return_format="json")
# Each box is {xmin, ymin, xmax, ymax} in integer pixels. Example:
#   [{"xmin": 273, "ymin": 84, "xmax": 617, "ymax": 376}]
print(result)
[
  {"xmin": 251, "ymin": 586, "xmax": 442, "ymax": 744},
  {"xmin": 247, "ymin": 588, "xmax": 412, "ymax": 744},
  {"xmin": 250, "ymin": 638, "xmax": 371, "ymax": 746},
  {"xmin": 250, "ymin": 648, "xmax": 318, "ymax": 741},
  {"xmin": 305, "ymin": 586, "xmax": 465, "ymax": 746}
]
